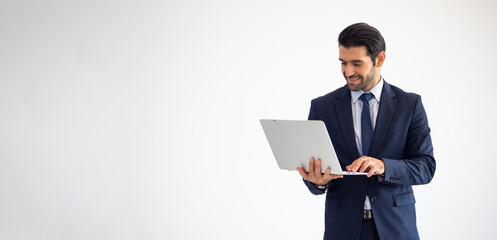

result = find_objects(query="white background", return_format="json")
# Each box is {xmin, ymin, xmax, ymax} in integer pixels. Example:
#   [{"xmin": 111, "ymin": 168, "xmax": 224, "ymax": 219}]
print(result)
[{"xmin": 1, "ymin": 0, "xmax": 496, "ymax": 239}]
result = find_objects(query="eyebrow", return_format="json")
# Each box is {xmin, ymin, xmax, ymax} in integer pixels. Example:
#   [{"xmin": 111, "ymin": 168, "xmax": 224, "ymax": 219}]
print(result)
[{"xmin": 338, "ymin": 58, "xmax": 365, "ymax": 63}]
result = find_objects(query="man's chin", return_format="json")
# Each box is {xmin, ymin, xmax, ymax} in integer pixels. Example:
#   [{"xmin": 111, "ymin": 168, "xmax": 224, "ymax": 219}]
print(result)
[{"xmin": 347, "ymin": 83, "xmax": 361, "ymax": 91}]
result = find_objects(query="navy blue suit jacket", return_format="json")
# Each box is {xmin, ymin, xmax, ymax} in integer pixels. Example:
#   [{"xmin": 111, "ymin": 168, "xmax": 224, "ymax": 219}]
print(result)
[{"xmin": 304, "ymin": 81, "xmax": 436, "ymax": 240}]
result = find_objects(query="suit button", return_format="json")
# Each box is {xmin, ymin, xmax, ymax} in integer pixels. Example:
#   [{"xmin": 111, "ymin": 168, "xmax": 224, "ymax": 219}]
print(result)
[{"xmin": 370, "ymin": 197, "xmax": 376, "ymax": 202}]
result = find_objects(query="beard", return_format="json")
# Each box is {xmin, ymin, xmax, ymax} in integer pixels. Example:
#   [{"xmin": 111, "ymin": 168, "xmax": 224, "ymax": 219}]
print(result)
[{"xmin": 344, "ymin": 67, "xmax": 376, "ymax": 92}]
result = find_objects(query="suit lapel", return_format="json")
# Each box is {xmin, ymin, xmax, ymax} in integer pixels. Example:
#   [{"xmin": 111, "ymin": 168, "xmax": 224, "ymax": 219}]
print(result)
[
  {"xmin": 370, "ymin": 81, "xmax": 397, "ymax": 157},
  {"xmin": 334, "ymin": 86, "xmax": 361, "ymax": 160}
]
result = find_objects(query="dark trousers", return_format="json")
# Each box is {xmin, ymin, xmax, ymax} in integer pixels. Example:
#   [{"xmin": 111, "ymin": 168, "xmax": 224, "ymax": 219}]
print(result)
[{"xmin": 359, "ymin": 218, "xmax": 380, "ymax": 240}]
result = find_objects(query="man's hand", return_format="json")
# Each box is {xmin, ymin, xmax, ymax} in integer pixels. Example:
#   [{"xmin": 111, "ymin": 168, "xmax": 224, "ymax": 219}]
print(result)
[
  {"xmin": 296, "ymin": 157, "xmax": 343, "ymax": 186},
  {"xmin": 346, "ymin": 156, "xmax": 385, "ymax": 177}
]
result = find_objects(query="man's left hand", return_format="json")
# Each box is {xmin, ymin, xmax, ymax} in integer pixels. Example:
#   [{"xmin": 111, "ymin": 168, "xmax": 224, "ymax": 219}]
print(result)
[{"xmin": 346, "ymin": 156, "xmax": 385, "ymax": 177}]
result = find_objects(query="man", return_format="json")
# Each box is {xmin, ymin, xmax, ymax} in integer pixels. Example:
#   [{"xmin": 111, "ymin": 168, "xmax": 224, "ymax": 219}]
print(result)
[{"xmin": 296, "ymin": 23, "xmax": 436, "ymax": 240}]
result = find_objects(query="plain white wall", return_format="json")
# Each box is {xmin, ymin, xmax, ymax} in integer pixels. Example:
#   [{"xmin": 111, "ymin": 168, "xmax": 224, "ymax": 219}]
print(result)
[{"xmin": 1, "ymin": 0, "xmax": 496, "ymax": 239}]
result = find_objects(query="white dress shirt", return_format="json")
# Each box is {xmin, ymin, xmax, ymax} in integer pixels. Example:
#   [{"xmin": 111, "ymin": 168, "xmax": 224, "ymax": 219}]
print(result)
[{"xmin": 350, "ymin": 78, "xmax": 384, "ymax": 210}]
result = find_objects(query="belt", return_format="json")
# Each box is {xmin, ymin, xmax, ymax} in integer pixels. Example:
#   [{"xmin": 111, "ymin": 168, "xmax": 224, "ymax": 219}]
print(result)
[{"xmin": 363, "ymin": 210, "xmax": 373, "ymax": 219}]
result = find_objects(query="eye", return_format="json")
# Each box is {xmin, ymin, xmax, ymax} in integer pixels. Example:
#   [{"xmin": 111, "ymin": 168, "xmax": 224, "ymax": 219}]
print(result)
[
  {"xmin": 340, "ymin": 62, "xmax": 346, "ymax": 66},
  {"xmin": 353, "ymin": 63, "xmax": 362, "ymax": 67}
]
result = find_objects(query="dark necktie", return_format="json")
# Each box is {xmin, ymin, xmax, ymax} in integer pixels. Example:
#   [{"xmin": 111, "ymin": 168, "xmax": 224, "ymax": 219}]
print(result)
[{"xmin": 360, "ymin": 93, "xmax": 374, "ymax": 156}]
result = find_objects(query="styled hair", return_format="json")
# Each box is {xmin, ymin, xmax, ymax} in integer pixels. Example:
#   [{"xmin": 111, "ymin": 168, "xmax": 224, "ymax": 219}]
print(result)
[{"xmin": 338, "ymin": 23, "xmax": 386, "ymax": 65}]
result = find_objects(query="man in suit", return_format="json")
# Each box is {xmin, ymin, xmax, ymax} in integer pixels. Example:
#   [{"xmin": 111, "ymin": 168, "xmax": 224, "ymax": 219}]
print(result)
[{"xmin": 296, "ymin": 23, "xmax": 436, "ymax": 240}]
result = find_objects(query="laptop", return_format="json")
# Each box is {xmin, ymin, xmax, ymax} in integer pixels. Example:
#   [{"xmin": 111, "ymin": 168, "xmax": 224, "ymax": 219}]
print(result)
[{"xmin": 260, "ymin": 119, "xmax": 368, "ymax": 175}]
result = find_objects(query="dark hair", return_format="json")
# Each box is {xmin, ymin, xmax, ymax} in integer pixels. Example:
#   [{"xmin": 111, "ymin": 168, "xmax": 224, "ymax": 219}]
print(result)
[{"xmin": 338, "ymin": 23, "xmax": 386, "ymax": 65}]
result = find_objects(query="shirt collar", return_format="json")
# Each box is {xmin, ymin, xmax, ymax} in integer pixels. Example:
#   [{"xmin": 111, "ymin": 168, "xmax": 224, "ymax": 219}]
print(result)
[{"xmin": 351, "ymin": 77, "xmax": 384, "ymax": 103}]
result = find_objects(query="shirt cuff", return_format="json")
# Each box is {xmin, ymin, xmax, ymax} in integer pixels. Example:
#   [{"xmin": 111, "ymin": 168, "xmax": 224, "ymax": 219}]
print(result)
[{"xmin": 312, "ymin": 183, "xmax": 327, "ymax": 190}]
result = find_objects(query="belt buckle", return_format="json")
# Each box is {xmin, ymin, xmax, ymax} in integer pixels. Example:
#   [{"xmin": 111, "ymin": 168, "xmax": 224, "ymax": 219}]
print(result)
[{"xmin": 363, "ymin": 210, "xmax": 373, "ymax": 219}]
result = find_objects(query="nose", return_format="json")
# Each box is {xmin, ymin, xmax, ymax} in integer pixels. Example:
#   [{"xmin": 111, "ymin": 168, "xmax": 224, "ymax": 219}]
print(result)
[{"xmin": 345, "ymin": 65, "xmax": 355, "ymax": 78}]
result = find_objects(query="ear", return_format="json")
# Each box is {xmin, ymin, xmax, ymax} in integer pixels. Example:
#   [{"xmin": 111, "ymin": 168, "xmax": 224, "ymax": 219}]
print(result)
[{"xmin": 375, "ymin": 51, "xmax": 386, "ymax": 67}]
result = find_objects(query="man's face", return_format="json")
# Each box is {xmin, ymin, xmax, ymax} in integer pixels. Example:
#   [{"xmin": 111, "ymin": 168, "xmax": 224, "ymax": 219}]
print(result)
[{"xmin": 339, "ymin": 45, "xmax": 378, "ymax": 92}]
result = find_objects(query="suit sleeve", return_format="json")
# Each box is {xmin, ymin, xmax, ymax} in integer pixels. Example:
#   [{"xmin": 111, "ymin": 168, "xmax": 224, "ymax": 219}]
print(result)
[
  {"xmin": 302, "ymin": 100, "xmax": 328, "ymax": 195},
  {"xmin": 381, "ymin": 95, "xmax": 436, "ymax": 185}
]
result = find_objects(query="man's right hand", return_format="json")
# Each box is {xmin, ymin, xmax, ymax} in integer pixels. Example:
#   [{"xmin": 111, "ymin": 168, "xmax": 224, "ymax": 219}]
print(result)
[{"xmin": 296, "ymin": 157, "xmax": 343, "ymax": 186}]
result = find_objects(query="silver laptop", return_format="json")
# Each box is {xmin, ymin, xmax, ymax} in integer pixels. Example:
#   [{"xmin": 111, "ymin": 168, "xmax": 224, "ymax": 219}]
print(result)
[{"xmin": 260, "ymin": 119, "xmax": 367, "ymax": 175}]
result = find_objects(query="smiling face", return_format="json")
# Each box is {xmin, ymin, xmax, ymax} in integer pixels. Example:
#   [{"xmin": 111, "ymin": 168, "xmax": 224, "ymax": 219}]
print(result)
[{"xmin": 339, "ymin": 45, "xmax": 384, "ymax": 92}]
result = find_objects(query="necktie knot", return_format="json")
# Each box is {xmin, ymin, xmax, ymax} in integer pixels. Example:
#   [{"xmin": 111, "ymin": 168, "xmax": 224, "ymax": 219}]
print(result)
[{"xmin": 360, "ymin": 92, "xmax": 373, "ymax": 102}]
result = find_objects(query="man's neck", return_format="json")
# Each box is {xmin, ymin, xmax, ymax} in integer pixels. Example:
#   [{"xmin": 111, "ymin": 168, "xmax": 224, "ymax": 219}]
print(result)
[{"xmin": 363, "ymin": 74, "xmax": 381, "ymax": 92}]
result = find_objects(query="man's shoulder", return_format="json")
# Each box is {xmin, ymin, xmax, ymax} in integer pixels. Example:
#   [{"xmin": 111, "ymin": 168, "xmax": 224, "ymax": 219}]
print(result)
[
  {"xmin": 387, "ymin": 82, "xmax": 421, "ymax": 101},
  {"xmin": 310, "ymin": 81, "xmax": 423, "ymax": 104},
  {"xmin": 311, "ymin": 85, "xmax": 348, "ymax": 103}
]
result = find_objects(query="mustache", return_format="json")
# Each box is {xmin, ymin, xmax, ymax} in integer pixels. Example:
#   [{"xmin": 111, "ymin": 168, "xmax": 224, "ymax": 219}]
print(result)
[{"xmin": 345, "ymin": 74, "xmax": 362, "ymax": 79}]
